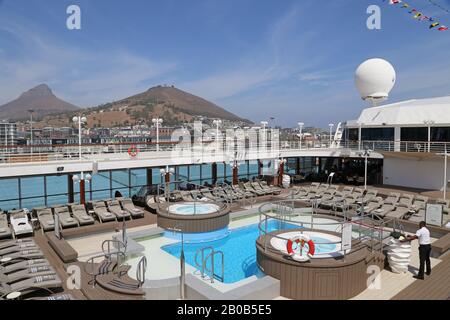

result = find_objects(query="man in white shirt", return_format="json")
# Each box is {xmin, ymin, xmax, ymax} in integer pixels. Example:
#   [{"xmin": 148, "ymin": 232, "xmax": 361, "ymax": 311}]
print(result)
[{"xmin": 401, "ymin": 221, "xmax": 431, "ymax": 280}]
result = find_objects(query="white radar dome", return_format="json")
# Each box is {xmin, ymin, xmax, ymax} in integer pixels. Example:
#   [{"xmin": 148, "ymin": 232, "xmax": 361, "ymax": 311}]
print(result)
[{"xmin": 355, "ymin": 58, "xmax": 396, "ymax": 103}]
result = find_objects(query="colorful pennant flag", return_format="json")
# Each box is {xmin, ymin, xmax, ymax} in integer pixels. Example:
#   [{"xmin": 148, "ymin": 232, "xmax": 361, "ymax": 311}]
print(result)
[
  {"xmin": 383, "ymin": 0, "xmax": 448, "ymax": 32},
  {"xmin": 430, "ymin": 22, "xmax": 440, "ymax": 29}
]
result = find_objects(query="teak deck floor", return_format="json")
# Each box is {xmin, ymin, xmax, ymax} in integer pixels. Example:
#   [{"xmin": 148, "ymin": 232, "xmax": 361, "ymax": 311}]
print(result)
[{"xmin": 392, "ymin": 254, "xmax": 450, "ymax": 300}]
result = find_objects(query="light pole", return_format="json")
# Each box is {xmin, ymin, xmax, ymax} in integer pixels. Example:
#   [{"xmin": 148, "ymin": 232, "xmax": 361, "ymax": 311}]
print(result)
[
  {"xmin": 424, "ymin": 120, "xmax": 435, "ymax": 152},
  {"xmin": 160, "ymin": 166, "xmax": 175, "ymax": 201},
  {"xmin": 213, "ymin": 119, "xmax": 222, "ymax": 155},
  {"xmin": 73, "ymin": 116, "xmax": 87, "ymax": 161},
  {"xmin": 358, "ymin": 122, "xmax": 363, "ymax": 151},
  {"xmin": 152, "ymin": 118, "xmax": 163, "ymax": 152},
  {"xmin": 298, "ymin": 122, "xmax": 304, "ymax": 149},
  {"xmin": 28, "ymin": 109, "xmax": 34, "ymax": 156},
  {"xmin": 72, "ymin": 115, "xmax": 89, "ymax": 204},
  {"xmin": 328, "ymin": 123, "xmax": 334, "ymax": 145},
  {"xmin": 359, "ymin": 148, "xmax": 371, "ymax": 190}
]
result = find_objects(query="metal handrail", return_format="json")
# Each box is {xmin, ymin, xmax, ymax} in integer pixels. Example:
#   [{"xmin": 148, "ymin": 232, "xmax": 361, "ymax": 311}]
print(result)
[
  {"xmin": 204, "ymin": 250, "xmax": 224, "ymax": 283},
  {"xmin": 102, "ymin": 239, "xmax": 126, "ymax": 257},
  {"xmin": 194, "ymin": 246, "xmax": 214, "ymax": 279},
  {"xmin": 84, "ymin": 251, "xmax": 126, "ymax": 287},
  {"xmin": 136, "ymin": 256, "xmax": 147, "ymax": 288}
]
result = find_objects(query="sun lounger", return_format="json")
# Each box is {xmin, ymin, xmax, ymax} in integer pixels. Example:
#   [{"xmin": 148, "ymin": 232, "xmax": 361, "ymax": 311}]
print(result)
[
  {"xmin": 251, "ymin": 181, "xmax": 272, "ymax": 195},
  {"xmin": 386, "ymin": 202, "xmax": 414, "ymax": 220},
  {"xmin": 0, "ymin": 274, "xmax": 62, "ymax": 297},
  {"xmin": 9, "ymin": 210, "xmax": 33, "ymax": 237},
  {"xmin": 411, "ymin": 195, "xmax": 428, "ymax": 212},
  {"xmin": 180, "ymin": 190, "xmax": 194, "ymax": 202},
  {"xmin": 360, "ymin": 197, "xmax": 383, "ymax": 213},
  {"xmin": 32, "ymin": 293, "xmax": 75, "ymax": 300},
  {"xmin": 242, "ymin": 182, "xmax": 264, "ymax": 196},
  {"xmin": 169, "ymin": 190, "xmax": 183, "ymax": 202},
  {"xmin": 0, "ymin": 212, "xmax": 12, "ymax": 240},
  {"xmin": 318, "ymin": 185, "xmax": 338, "ymax": 201},
  {"xmin": 52, "ymin": 206, "xmax": 79, "ymax": 229},
  {"xmin": 119, "ymin": 198, "xmax": 145, "ymax": 218},
  {"xmin": 1, "ymin": 264, "xmax": 56, "ymax": 284},
  {"xmin": 371, "ymin": 192, "xmax": 400, "ymax": 217},
  {"xmin": 0, "ymin": 242, "xmax": 38, "ymax": 256},
  {"xmin": 1, "ymin": 249, "xmax": 44, "ymax": 260},
  {"xmin": 232, "ymin": 184, "xmax": 254, "ymax": 198},
  {"xmin": 0, "ymin": 259, "xmax": 49, "ymax": 274},
  {"xmin": 33, "ymin": 208, "xmax": 55, "ymax": 233},
  {"xmin": 69, "ymin": 204, "xmax": 95, "ymax": 226},
  {"xmin": 259, "ymin": 181, "xmax": 282, "ymax": 195},
  {"xmin": 92, "ymin": 201, "xmax": 117, "ymax": 223},
  {"xmin": 106, "ymin": 200, "xmax": 131, "ymax": 220},
  {"xmin": 0, "ymin": 239, "xmax": 34, "ymax": 250},
  {"xmin": 357, "ymin": 189, "xmax": 378, "ymax": 205}
]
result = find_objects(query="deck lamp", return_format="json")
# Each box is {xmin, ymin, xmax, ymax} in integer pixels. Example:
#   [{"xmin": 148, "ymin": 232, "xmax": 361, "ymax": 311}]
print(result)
[
  {"xmin": 152, "ymin": 118, "xmax": 163, "ymax": 152},
  {"xmin": 160, "ymin": 166, "xmax": 175, "ymax": 201}
]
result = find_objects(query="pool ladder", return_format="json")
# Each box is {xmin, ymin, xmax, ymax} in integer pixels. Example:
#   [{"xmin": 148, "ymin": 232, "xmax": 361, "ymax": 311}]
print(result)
[{"xmin": 194, "ymin": 246, "xmax": 224, "ymax": 283}]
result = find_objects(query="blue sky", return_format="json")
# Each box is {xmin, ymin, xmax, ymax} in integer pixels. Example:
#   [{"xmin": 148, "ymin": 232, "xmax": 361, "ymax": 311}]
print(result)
[{"xmin": 1, "ymin": 0, "xmax": 450, "ymax": 128}]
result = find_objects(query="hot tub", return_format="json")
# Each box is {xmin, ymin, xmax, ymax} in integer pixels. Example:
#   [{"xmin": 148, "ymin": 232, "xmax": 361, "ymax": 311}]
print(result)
[{"xmin": 168, "ymin": 202, "xmax": 220, "ymax": 215}]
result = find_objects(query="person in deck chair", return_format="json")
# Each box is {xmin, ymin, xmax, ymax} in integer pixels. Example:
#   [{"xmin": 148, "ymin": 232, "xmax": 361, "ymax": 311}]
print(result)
[{"xmin": 401, "ymin": 221, "xmax": 431, "ymax": 280}]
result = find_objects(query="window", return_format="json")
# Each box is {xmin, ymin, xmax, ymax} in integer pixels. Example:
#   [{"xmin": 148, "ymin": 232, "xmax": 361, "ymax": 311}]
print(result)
[
  {"xmin": 432, "ymin": 127, "xmax": 450, "ymax": 142},
  {"xmin": 361, "ymin": 128, "xmax": 394, "ymax": 141},
  {"xmin": 401, "ymin": 127, "xmax": 427, "ymax": 141}
]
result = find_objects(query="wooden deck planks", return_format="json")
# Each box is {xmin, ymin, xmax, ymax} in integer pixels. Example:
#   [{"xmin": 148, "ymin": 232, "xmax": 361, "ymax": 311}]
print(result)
[{"xmin": 392, "ymin": 254, "xmax": 450, "ymax": 300}]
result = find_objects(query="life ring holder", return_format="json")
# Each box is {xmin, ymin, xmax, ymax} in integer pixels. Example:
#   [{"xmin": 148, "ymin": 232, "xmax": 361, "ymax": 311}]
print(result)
[
  {"xmin": 286, "ymin": 234, "xmax": 315, "ymax": 262},
  {"xmin": 128, "ymin": 145, "xmax": 139, "ymax": 158}
]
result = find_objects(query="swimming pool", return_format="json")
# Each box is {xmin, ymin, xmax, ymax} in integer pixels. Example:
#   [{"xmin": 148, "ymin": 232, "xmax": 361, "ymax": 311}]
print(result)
[
  {"xmin": 168, "ymin": 203, "xmax": 220, "ymax": 215},
  {"xmin": 162, "ymin": 220, "xmax": 341, "ymax": 284}
]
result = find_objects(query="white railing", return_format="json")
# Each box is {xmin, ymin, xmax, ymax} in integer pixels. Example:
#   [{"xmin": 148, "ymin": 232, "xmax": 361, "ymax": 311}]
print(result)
[{"xmin": 1, "ymin": 139, "xmax": 449, "ymax": 165}]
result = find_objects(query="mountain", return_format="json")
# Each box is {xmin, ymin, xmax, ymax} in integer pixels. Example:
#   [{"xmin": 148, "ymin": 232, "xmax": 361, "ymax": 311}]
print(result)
[
  {"xmin": 0, "ymin": 84, "xmax": 79, "ymax": 121},
  {"xmin": 117, "ymin": 85, "xmax": 245, "ymax": 122}
]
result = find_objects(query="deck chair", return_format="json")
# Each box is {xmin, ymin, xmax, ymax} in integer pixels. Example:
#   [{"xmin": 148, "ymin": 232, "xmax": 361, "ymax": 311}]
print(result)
[
  {"xmin": 9, "ymin": 210, "xmax": 33, "ymax": 237},
  {"xmin": 106, "ymin": 200, "xmax": 131, "ymax": 220},
  {"xmin": 358, "ymin": 189, "xmax": 378, "ymax": 205},
  {"xmin": 411, "ymin": 195, "xmax": 428, "ymax": 212},
  {"xmin": 92, "ymin": 201, "xmax": 117, "ymax": 223},
  {"xmin": 0, "ymin": 259, "xmax": 49, "ymax": 274},
  {"xmin": 242, "ymin": 182, "xmax": 264, "ymax": 196},
  {"xmin": 1, "ymin": 265, "xmax": 56, "ymax": 284},
  {"xmin": 0, "ymin": 242, "xmax": 38, "ymax": 256},
  {"xmin": 0, "ymin": 274, "xmax": 62, "ymax": 297},
  {"xmin": 297, "ymin": 183, "xmax": 322, "ymax": 201},
  {"xmin": 69, "ymin": 204, "xmax": 95, "ymax": 226},
  {"xmin": 361, "ymin": 197, "xmax": 383, "ymax": 214},
  {"xmin": 259, "ymin": 181, "xmax": 282, "ymax": 195},
  {"xmin": 232, "ymin": 184, "xmax": 254, "ymax": 198},
  {"xmin": 52, "ymin": 206, "xmax": 78, "ymax": 229},
  {"xmin": 198, "ymin": 189, "xmax": 216, "ymax": 201},
  {"xmin": 1, "ymin": 249, "xmax": 44, "ymax": 260},
  {"xmin": 169, "ymin": 190, "xmax": 183, "ymax": 202},
  {"xmin": 119, "ymin": 198, "xmax": 145, "ymax": 219},
  {"xmin": 33, "ymin": 208, "xmax": 55, "ymax": 233},
  {"xmin": 320, "ymin": 186, "xmax": 354, "ymax": 209},
  {"xmin": 180, "ymin": 190, "xmax": 194, "ymax": 202},
  {"xmin": 250, "ymin": 181, "xmax": 271, "ymax": 195},
  {"xmin": 371, "ymin": 192, "xmax": 400, "ymax": 217},
  {"xmin": 386, "ymin": 202, "xmax": 414, "ymax": 220},
  {"xmin": 0, "ymin": 212, "xmax": 12, "ymax": 240},
  {"xmin": 0, "ymin": 239, "xmax": 34, "ymax": 250}
]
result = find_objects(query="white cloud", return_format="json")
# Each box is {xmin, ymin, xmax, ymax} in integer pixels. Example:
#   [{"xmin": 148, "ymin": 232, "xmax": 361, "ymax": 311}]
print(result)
[{"xmin": 0, "ymin": 17, "xmax": 176, "ymax": 107}]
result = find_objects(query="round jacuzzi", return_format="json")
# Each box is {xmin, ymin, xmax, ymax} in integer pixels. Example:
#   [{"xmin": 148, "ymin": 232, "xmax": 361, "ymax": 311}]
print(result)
[
  {"xmin": 168, "ymin": 202, "xmax": 220, "ymax": 215},
  {"xmin": 158, "ymin": 202, "xmax": 230, "ymax": 233},
  {"xmin": 270, "ymin": 231, "xmax": 345, "ymax": 259}
]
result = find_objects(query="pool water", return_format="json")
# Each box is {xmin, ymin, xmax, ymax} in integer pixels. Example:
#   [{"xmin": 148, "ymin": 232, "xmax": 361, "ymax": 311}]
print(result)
[
  {"xmin": 162, "ymin": 220, "xmax": 339, "ymax": 284},
  {"xmin": 168, "ymin": 203, "xmax": 220, "ymax": 215}
]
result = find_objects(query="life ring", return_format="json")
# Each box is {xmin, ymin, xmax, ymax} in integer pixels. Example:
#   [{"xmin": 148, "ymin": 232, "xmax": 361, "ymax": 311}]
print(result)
[
  {"xmin": 128, "ymin": 145, "xmax": 139, "ymax": 158},
  {"xmin": 286, "ymin": 234, "xmax": 315, "ymax": 262}
]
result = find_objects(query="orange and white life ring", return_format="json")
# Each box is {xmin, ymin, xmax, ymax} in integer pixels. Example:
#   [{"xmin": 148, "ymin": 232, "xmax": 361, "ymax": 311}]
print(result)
[
  {"xmin": 286, "ymin": 234, "xmax": 315, "ymax": 262},
  {"xmin": 128, "ymin": 145, "xmax": 139, "ymax": 158}
]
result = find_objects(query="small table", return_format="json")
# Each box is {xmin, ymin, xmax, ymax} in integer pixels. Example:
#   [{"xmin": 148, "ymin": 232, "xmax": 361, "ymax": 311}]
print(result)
[{"xmin": 6, "ymin": 291, "xmax": 21, "ymax": 300}]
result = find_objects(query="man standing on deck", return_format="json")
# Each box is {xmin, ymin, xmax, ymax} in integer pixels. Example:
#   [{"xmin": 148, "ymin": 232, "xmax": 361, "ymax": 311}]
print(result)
[{"xmin": 401, "ymin": 221, "xmax": 431, "ymax": 280}]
